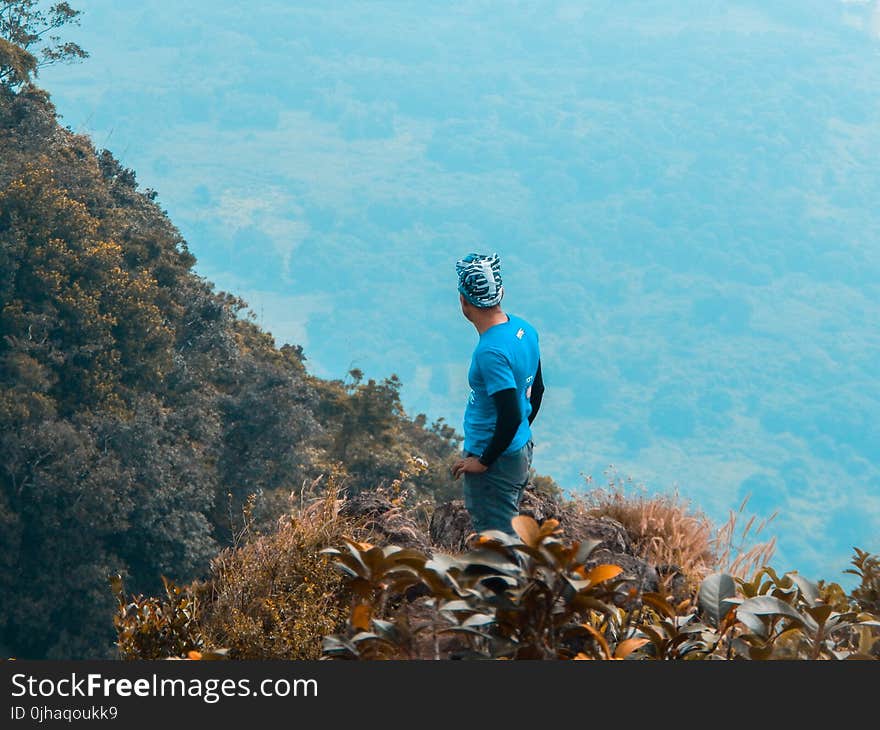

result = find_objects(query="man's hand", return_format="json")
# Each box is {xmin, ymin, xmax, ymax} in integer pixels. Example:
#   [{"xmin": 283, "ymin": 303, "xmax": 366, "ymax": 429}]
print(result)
[{"xmin": 452, "ymin": 456, "xmax": 488, "ymax": 480}]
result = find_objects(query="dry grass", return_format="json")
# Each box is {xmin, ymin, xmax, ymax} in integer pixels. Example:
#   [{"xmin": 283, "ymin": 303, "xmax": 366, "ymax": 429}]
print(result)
[
  {"xmin": 712, "ymin": 494, "xmax": 778, "ymax": 579},
  {"xmin": 584, "ymin": 482, "xmax": 716, "ymax": 591},
  {"xmin": 584, "ymin": 472, "xmax": 779, "ymax": 591},
  {"xmin": 197, "ymin": 478, "xmax": 356, "ymax": 660},
  {"xmin": 116, "ymin": 471, "xmax": 424, "ymax": 661}
]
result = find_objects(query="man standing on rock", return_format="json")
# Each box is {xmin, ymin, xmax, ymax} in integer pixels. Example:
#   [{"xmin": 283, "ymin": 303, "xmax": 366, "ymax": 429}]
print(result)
[{"xmin": 452, "ymin": 252, "xmax": 544, "ymax": 535}]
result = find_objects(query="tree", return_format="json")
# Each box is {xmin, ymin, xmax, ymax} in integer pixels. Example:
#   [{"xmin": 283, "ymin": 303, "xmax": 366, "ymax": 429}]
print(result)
[
  {"xmin": 0, "ymin": 36, "xmax": 35, "ymax": 85},
  {"xmin": 0, "ymin": 67, "xmax": 466, "ymax": 658},
  {"xmin": 0, "ymin": 1, "xmax": 87, "ymax": 87}
]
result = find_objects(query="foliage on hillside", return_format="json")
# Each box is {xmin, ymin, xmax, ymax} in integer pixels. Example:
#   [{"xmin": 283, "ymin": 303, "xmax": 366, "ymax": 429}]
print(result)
[
  {"xmin": 0, "ymin": 74, "xmax": 461, "ymax": 658},
  {"xmin": 113, "ymin": 466, "xmax": 444, "ymax": 661},
  {"xmin": 0, "ymin": 2, "xmax": 88, "ymax": 88},
  {"xmin": 112, "ymin": 483, "xmax": 879, "ymax": 661},
  {"xmin": 114, "ymin": 480, "xmax": 351, "ymax": 661},
  {"xmin": 320, "ymin": 520, "xmax": 879, "ymax": 660}
]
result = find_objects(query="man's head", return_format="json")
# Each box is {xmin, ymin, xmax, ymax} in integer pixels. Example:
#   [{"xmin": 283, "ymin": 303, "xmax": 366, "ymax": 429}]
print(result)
[{"xmin": 456, "ymin": 252, "xmax": 503, "ymax": 313}]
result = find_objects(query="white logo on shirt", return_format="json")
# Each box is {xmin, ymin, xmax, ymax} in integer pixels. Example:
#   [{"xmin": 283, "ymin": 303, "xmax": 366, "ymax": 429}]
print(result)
[{"xmin": 516, "ymin": 328, "xmax": 525, "ymax": 339}]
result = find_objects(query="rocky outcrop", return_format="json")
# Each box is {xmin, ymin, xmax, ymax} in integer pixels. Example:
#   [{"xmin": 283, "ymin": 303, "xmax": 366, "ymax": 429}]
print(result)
[
  {"xmin": 339, "ymin": 491, "xmax": 430, "ymax": 551},
  {"xmin": 584, "ymin": 551, "xmax": 660, "ymax": 596},
  {"xmin": 346, "ymin": 486, "xmax": 668, "ymax": 602},
  {"xmin": 517, "ymin": 488, "xmax": 560, "ymax": 523},
  {"xmin": 430, "ymin": 487, "xmax": 633, "ymax": 557},
  {"xmin": 428, "ymin": 500, "xmax": 473, "ymax": 552}
]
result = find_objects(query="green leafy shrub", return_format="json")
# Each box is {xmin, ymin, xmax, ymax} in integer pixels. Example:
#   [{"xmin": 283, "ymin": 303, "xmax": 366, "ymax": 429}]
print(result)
[
  {"xmin": 847, "ymin": 548, "xmax": 880, "ymax": 616},
  {"xmin": 722, "ymin": 565, "xmax": 880, "ymax": 659},
  {"xmin": 112, "ymin": 575, "xmax": 205, "ymax": 660},
  {"xmin": 321, "ymin": 517, "xmax": 879, "ymax": 661},
  {"xmin": 323, "ymin": 515, "xmax": 641, "ymax": 660}
]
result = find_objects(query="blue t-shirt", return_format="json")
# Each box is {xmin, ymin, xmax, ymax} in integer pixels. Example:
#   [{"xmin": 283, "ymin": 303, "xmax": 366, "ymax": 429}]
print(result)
[{"xmin": 463, "ymin": 313, "xmax": 541, "ymax": 456}]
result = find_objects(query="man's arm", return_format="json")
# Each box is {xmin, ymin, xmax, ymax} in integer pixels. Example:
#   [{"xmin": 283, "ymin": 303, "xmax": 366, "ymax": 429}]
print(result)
[
  {"xmin": 479, "ymin": 359, "xmax": 544, "ymax": 466},
  {"xmin": 478, "ymin": 388, "xmax": 520, "ymax": 467},
  {"xmin": 527, "ymin": 359, "xmax": 544, "ymax": 425},
  {"xmin": 453, "ymin": 390, "xmax": 519, "ymax": 479}
]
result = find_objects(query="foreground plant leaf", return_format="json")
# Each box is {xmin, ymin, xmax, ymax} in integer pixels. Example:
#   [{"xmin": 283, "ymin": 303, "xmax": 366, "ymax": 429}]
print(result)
[{"xmin": 698, "ymin": 572, "xmax": 737, "ymax": 627}]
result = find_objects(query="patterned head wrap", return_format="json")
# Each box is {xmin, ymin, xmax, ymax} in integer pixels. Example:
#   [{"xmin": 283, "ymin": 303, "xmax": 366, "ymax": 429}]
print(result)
[{"xmin": 456, "ymin": 252, "xmax": 503, "ymax": 308}]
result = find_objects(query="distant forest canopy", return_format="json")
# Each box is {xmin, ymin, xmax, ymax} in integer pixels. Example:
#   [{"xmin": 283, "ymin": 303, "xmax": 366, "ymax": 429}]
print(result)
[
  {"xmin": 31, "ymin": 0, "xmax": 880, "ymax": 587},
  {"xmin": 0, "ymin": 16, "xmax": 473, "ymax": 656}
]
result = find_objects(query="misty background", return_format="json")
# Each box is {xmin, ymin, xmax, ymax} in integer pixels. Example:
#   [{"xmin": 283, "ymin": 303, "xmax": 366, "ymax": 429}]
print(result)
[{"xmin": 40, "ymin": 0, "xmax": 880, "ymax": 581}]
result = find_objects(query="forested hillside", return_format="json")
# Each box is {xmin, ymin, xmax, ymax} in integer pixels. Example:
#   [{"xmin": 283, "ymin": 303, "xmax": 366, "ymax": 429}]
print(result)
[{"xmin": 0, "ymin": 77, "xmax": 463, "ymax": 658}]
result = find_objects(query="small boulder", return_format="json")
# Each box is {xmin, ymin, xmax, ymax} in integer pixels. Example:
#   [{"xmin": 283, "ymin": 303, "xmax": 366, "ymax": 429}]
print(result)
[
  {"xmin": 518, "ymin": 486, "xmax": 562, "ymax": 523},
  {"xmin": 339, "ymin": 491, "xmax": 430, "ymax": 550},
  {"xmin": 519, "ymin": 485, "xmax": 635, "ymax": 555},
  {"xmin": 559, "ymin": 513, "xmax": 634, "ymax": 555},
  {"xmin": 429, "ymin": 500, "xmax": 473, "ymax": 552},
  {"xmin": 428, "ymin": 492, "xmax": 635, "ymax": 558},
  {"xmin": 584, "ymin": 550, "xmax": 660, "ymax": 597}
]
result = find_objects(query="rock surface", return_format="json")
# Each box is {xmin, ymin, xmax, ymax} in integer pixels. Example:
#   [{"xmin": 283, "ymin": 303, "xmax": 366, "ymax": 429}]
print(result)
[
  {"xmin": 584, "ymin": 550, "xmax": 660, "ymax": 596},
  {"xmin": 428, "ymin": 500, "xmax": 473, "ymax": 552},
  {"xmin": 339, "ymin": 491, "xmax": 429, "ymax": 550},
  {"xmin": 343, "ymin": 486, "xmax": 667, "ymax": 603},
  {"xmin": 430, "ymin": 487, "xmax": 634, "ymax": 557}
]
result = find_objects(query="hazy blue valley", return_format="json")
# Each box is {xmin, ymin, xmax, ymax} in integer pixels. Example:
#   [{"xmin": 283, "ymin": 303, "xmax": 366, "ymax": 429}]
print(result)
[{"xmin": 40, "ymin": 0, "xmax": 880, "ymax": 581}]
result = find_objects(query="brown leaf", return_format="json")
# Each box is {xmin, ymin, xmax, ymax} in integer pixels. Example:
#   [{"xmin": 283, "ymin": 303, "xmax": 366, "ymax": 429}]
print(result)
[
  {"xmin": 585, "ymin": 564, "xmax": 623, "ymax": 586},
  {"xmin": 580, "ymin": 623, "xmax": 612, "ymax": 660},
  {"xmin": 539, "ymin": 518, "xmax": 561, "ymax": 538},
  {"xmin": 511, "ymin": 515, "xmax": 541, "ymax": 547},
  {"xmin": 351, "ymin": 603, "xmax": 372, "ymax": 631},
  {"xmin": 614, "ymin": 637, "xmax": 649, "ymax": 659}
]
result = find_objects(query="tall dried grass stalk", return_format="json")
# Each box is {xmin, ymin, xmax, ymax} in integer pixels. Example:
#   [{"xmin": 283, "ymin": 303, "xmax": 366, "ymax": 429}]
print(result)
[{"xmin": 712, "ymin": 494, "xmax": 778, "ymax": 579}]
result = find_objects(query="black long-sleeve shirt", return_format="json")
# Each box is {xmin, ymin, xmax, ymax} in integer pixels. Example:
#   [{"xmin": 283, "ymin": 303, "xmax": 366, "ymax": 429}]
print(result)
[{"xmin": 478, "ymin": 359, "xmax": 544, "ymax": 466}]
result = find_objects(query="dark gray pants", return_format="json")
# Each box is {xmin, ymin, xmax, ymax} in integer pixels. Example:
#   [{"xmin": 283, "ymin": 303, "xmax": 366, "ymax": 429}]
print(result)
[{"xmin": 463, "ymin": 440, "xmax": 534, "ymax": 534}]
